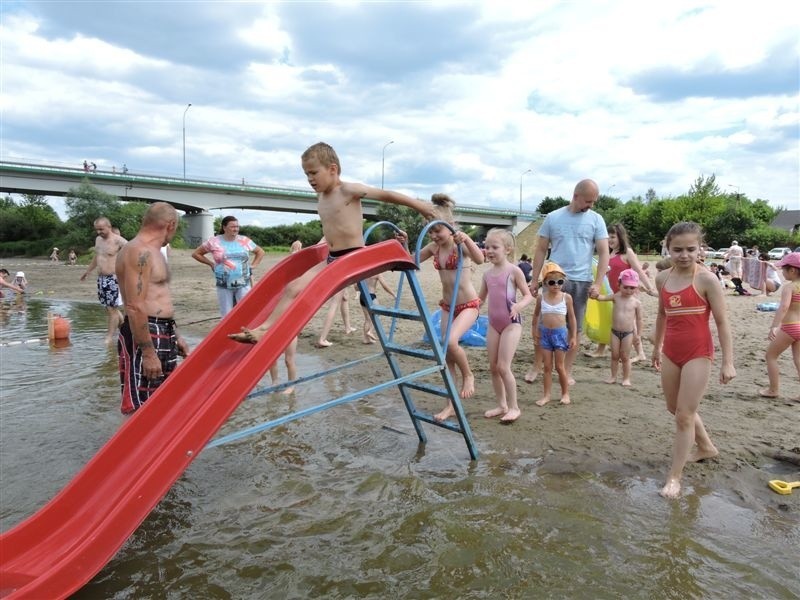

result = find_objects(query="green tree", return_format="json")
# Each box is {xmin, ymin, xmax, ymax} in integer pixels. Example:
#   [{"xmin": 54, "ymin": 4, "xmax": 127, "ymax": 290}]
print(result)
[{"xmin": 535, "ymin": 196, "xmax": 568, "ymax": 215}]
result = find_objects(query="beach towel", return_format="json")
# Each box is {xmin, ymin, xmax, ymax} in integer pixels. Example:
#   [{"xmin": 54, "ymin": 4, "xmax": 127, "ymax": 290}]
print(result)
[{"xmin": 742, "ymin": 257, "xmax": 765, "ymax": 289}]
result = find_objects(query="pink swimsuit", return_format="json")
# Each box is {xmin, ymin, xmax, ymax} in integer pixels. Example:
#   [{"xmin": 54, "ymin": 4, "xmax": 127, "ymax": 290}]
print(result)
[{"xmin": 484, "ymin": 267, "xmax": 521, "ymax": 333}]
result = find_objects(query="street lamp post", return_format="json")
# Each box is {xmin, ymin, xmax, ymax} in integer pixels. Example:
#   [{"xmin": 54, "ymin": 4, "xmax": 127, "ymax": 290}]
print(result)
[
  {"xmin": 381, "ymin": 140, "xmax": 394, "ymax": 189},
  {"xmin": 727, "ymin": 184, "xmax": 741, "ymax": 205},
  {"xmin": 182, "ymin": 103, "xmax": 192, "ymax": 180},
  {"xmin": 519, "ymin": 168, "xmax": 532, "ymax": 213}
]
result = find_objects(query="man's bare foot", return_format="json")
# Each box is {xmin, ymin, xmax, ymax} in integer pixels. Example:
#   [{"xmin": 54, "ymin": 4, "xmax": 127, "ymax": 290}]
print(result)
[
  {"xmin": 660, "ymin": 478, "xmax": 682, "ymax": 499},
  {"xmin": 604, "ymin": 377, "xmax": 617, "ymax": 384},
  {"xmin": 484, "ymin": 406, "xmax": 507, "ymax": 418},
  {"xmin": 461, "ymin": 374, "xmax": 475, "ymax": 399},
  {"xmin": 434, "ymin": 404, "xmax": 456, "ymax": 422},
  {"xmin": 688, "ymin": 446, "xmax": 719, "ymax": 462},
  {"xmin": 535, "ymin": 397, "xmax": 551, "ymax": 407},
  {"xmin": 559, "ymin": 394, "xmax": 571, "ymax": 405},
  {"xmin": 315, "ymin": 339, "xmax": 333, "ymax": 348},
  {"xmin": 759, "ymin": 388, "xmax": 779, "ymax": 398},
  {"xmin": 229, "ymin": 327, "xmax": 262, "ymax": 344},
  {"xmin": 621, "ymin": 379, "xmax": 632, "ymax": 387},
  {"xmin": 500, "ymin": 408, "xmax": 521, "ymax": 423},
  {"xmin": 524, "ymin": 368, "xmax": 540, "ymax": 383}
]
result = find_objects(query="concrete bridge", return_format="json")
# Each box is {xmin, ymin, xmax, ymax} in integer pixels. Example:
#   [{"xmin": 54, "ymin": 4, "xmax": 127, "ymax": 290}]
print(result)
[{"xmin": 0, "ymin": 160, "xmax": 538, "ymax": 244}]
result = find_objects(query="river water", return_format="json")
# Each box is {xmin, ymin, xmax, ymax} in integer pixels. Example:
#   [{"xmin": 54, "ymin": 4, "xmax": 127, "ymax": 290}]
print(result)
[{"xmin": 1, "ymin": 299, "xmax": 798, "ymax": 599}]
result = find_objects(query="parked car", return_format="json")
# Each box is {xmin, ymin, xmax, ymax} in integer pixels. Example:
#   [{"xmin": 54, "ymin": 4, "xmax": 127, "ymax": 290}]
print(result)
[
  {"xmin": 708, "ymin": 247, "xmax": 729, "ymax": 260},
  {"xmin": 767, "ymin": 247, "xmax": 792, "ymax": 260}
]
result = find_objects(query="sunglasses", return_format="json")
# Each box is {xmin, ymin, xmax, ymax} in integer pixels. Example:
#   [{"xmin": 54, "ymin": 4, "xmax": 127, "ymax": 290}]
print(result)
[{"xmin": 546, "ymin": 279, "xmax": 565, "ymax": 286}]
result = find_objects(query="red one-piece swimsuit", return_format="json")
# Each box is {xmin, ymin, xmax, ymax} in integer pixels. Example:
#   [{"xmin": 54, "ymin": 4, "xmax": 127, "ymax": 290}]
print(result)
[{"xmin": 661, "ymin": 265, "xmax": 714, "ymax": 367}]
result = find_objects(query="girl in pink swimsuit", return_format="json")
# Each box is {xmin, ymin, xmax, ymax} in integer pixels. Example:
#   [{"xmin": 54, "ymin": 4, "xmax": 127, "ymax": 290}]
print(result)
[
  {"xmin": 652, "ymin": 222, "xmax": 736, "ymax": 500},
  {"xmin": 478, "ymin": 229, "xmax": 533, "ymax": 423},
  {"xmin": 760, "ymin": 252, "xmax": 800, "ymax": 399},
  {"xmin": 416, "ymin": 193, "xmax": 485, "ymax": 421}
]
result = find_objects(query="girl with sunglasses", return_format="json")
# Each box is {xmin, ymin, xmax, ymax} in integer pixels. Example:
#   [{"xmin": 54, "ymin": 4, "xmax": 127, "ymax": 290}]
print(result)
[{"xmin": 532, "ymin": 262, "xmax": 576, "ymax": 406}]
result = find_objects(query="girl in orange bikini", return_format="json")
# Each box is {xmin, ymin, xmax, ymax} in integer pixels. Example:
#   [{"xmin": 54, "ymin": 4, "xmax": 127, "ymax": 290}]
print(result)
[
  {"xmin": 651, "ymin": 222, "xmax": 736, "ymax": 499},
  {"xmin": 417, "ymin": 193, "xmax": 485, "ymax": 421},
  {"xmin": 760, "ymin": 252, "xmax": 800, "ymax": 400}
]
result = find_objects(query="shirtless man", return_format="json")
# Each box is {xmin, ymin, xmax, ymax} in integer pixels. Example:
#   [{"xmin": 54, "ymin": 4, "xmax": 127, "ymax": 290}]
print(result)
[
  {"xmin": 80, "ymin": 217, "xmax": 128, "ymax": 344},
  {"xmin": 116, "ymin": 202, "xmax": 189, "ymax": 414},
  {"xmin": 229, "ymin": 142, "xmax": 436, "ymax": 343}
]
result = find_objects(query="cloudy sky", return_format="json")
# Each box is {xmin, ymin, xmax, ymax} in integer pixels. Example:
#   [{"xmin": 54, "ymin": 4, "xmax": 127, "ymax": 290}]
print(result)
[{"xmin": 2, "ymin": 1, "xmax": 798, "ymax": 226}]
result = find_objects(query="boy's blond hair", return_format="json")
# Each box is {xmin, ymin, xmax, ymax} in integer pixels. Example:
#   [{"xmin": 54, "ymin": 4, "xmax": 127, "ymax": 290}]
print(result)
[{"xmin": 301, "ymin": 142, "xmax": 341, "ymax": 175}]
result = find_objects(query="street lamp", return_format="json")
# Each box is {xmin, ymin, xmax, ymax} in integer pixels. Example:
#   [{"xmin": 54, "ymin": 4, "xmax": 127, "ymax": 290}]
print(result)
[
  {"xmin": 727, "ymin": 184, "xmax": 741, "ymax": 205},
  {"xmin": 182, "ymin": 103, "xmax": 192, "ymax": 179},
  {"xmin": 381, "ymin": 140, "xmax": 394, "ymax": 189},
  {"xmin": 519, "ymin": 168, "xmax": 532, "ymax": 213}
]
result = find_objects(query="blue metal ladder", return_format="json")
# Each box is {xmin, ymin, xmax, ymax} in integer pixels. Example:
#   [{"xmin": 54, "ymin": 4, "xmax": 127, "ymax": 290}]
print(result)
[{"xmin": 208, "ymin": 221, "xmax": 478, "ymax": 460}]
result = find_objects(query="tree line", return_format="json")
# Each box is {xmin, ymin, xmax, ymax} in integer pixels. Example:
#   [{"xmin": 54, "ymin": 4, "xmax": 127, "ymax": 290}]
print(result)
[{"xmin": 0, "ymin": 174, "xmax": 796, "ymax": 259}]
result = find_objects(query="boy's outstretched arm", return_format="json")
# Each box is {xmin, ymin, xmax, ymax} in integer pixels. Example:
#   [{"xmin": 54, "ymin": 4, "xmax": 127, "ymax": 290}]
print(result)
[{"xmin": 354, "ymin": 184, "xmax": 438, "ymax": 221}]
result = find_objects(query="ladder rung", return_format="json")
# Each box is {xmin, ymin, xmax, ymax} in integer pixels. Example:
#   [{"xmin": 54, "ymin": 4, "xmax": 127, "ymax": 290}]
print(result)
[
  {"xmin": 400, "ymin": 381, "xmax": 449, "ymax": 398},
  {"xmin": 383, "ymin": 342, "xmax": 435, "ymax": 360},
  {"xmin": 412, "ymin": 412, "xmax": 466, "ymax": 433},
  {"xmin": 369, "ymin": 306, "xmax": 423, "ymax": 320}
]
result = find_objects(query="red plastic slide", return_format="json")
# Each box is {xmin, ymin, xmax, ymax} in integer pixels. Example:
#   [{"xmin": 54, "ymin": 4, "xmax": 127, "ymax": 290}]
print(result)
[{"xmin": 0, "ymin": 240, "xmax": 417, "ymax": 599}]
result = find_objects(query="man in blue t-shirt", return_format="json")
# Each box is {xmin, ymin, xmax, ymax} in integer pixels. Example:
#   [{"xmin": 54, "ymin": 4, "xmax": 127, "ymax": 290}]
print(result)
[{"xmin": 529, "ymin": 179, "xmax": 609, "ymax": 386}]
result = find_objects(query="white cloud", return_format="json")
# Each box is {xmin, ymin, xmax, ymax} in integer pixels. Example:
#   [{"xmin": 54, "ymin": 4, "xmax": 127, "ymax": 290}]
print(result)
[{"xmin": 1, "ymin": 0, "xmax": 797, "ymax": 222}]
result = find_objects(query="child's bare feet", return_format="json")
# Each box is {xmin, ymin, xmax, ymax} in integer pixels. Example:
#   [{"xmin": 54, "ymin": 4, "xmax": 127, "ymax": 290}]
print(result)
[
  {"xmin": 524, "ymin": 367, "xmax": 540, "ymax": 383},
  {"xmin": 535, "ymin": 397, "xmax": 550, "ymax": 407},
  {"xmin": 229, "ymin": 327, "xmax": 262, "ymax": 344},
  {"xmin": 604, "ymin": 377, "xmax": 616, "ymax": 384},
  {"xmin": 568, "ymin": 377, "xmax": 576, "ymax": 386},
  {"xmin": 500, "ymin": 408, "xmax": 521, "ymax": 423},
  {"xmin": 484, "ymin": 406, "xmax": 507, "ymax": 418},
  {"xmin": 584, "ymin": 349, "xmax": 607, "ymax": 358},
  {"xmin": 281, "ymin": 386, "xmax": 295, "ymax": 395},
  {"xmin": 660, "ymin": 478, "xmax": 682, "ymax": 499},
  {"xmin": 621, "ymin": 379, "xmax": 632, "ymax": 387},
  {"xmin": 315, "ymin": 339, "xmax": 333, "ymax": 348},
  {"xmin": 345, "ymin": 327, "xmax": 358, "ymax": 335},
  {"xmin": 362, "ymin": 337, "xmax": 376, "ymax": 344},
  {"xmin": 758, "ymin": 387, "xmax": 779, "ymax": 398},
  {"xmin": 433, "ymin": 404, "xmax": 456, "ymax": 422},
  {"xmin": 461, "ymin": 374, "xmax": 475, "ymax": 399},
  {"xmin": 559, "ymin": 394, "xmax": 571, "ymax": 405},
  {"xmin": 688, "ymin": 445, "xmax": 718, "ymax": 462}
]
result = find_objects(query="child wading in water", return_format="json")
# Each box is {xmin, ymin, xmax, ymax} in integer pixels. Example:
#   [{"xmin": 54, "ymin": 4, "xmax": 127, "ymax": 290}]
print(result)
[
  {"xmin": 532, "ymin": 262, "xmax": 576, "ymax": 406},
  {"xmin": 652, "ymin": 222, "xmax": 735, "ymax": 499},
  {"xmin": 596, "ymin": 268, "xmax": 643, "ymax": 386},
  {"xmin": 759, "ymin": 252, "xmax": 800, "ymax": 401},
  {"xmin": 478, "ymin": 228, "xmax": 533, "ymax": 423},
  {"xmin": 415, "ymin": 193, "xmax": 485, "ymax": 421}
]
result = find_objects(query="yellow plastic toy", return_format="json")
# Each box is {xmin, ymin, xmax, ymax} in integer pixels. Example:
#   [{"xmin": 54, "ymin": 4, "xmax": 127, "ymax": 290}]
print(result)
[
  {"xmin": 768, "ymin": 480, "xmax": 800, "ymax": 495},
  {"xmin": 584, "ymin": 259, "xmax": 613, "ymax": 345}
]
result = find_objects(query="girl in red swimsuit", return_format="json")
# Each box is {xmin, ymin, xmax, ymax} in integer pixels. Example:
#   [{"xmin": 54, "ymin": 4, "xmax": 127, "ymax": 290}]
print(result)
[
  {"xmin": 417, "ymin": 193, "xmax": 485, "ymax": 421},
  {"xmin": 652, "ymin": 222, "xmax": 736, "ymax": 500}
]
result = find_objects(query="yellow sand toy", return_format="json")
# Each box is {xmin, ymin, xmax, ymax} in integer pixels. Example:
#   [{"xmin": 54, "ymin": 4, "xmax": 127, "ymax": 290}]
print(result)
[{"xmin": 768, "ymin": 480, "xmax": 800, "ymax": 495}]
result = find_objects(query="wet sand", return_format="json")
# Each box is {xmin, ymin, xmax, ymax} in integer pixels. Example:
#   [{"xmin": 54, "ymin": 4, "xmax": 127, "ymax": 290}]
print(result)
[{"xmin": 3, "ymin": 249, "xmax": 798, "ymax": 497}]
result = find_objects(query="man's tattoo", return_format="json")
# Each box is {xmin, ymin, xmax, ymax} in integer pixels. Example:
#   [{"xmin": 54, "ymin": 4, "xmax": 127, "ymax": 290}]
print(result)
[{"xmin": 136, "ymin": 251, "xmax": 151, "ymax": 296}]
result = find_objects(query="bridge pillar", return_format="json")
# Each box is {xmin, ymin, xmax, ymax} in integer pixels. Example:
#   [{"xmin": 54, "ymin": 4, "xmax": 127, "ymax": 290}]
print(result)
[{"xmin": 183, "ymin": 211, "xmax": 214, "ymax": 247}]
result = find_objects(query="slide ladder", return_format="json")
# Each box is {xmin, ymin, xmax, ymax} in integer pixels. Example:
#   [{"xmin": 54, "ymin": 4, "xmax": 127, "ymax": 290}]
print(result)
[{"xmin": 208, "ymin": 223, "xmax": 478, "ymax": 459}]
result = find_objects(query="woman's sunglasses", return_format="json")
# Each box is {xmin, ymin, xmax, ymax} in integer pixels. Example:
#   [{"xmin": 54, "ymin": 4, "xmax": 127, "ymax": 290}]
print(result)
[{"xmin": 546, "ymin": 279, "xmax": 565, "ymax": 286}]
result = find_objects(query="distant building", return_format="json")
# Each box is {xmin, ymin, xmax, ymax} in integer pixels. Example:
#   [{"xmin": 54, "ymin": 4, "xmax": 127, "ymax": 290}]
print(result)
[{"xmin": 771, "ymin": 209, "xmax": 800, "ymax": 234}]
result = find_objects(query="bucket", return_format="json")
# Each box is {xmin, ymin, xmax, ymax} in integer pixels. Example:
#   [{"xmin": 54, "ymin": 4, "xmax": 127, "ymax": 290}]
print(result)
[{"xmin": 47, "ymin": 312, "xmax": 71, "ymax": 341}]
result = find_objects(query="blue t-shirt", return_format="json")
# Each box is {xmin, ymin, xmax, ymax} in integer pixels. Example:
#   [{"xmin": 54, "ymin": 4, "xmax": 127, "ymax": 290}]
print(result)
[{"xmin": 538, "ymin": 206, "xmax": 607, "ymax": 281}]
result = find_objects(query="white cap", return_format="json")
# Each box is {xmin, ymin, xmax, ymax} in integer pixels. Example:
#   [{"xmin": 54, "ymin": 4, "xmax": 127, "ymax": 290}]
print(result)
[{"xmin": 15, "ymin": 271, "xmax": 24, "ymax": 278}]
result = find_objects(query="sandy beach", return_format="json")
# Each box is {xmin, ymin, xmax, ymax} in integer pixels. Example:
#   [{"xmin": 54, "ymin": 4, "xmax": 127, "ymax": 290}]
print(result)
[{"xmin": 2, "ymin": 249, "xmax": 798, "ymax": 497}]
